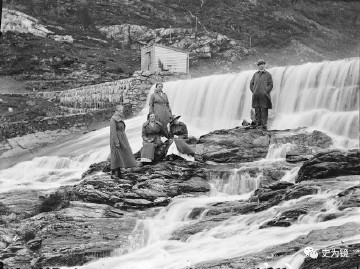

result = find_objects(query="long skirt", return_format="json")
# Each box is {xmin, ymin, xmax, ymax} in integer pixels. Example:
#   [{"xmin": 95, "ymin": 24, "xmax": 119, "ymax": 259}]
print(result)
[
  {"xmin": 154, "ymin": 104, "xmax": 172, "ymax": 129},
  {"xmin": 110, "ymin": 131, "xmax": 137, "ymax": 169},
  {"xmin": 140, "ymin": 142, "xmax": 156, "ymax": 162},
  {"xmin": 166, "ymin": 139, "xmax": 195, "ymax": 162}
]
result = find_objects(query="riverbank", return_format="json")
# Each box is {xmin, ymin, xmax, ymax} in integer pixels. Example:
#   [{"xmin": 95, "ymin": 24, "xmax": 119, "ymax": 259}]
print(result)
[{"xmin": 0, "ymin": 120, "xmax": 109, "ymax": 170}]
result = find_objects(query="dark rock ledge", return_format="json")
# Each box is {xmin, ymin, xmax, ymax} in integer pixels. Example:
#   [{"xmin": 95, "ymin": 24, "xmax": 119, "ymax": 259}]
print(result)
[{"xmin": 0, "ymin": 127, "xmax": 358, "ymax": 268}]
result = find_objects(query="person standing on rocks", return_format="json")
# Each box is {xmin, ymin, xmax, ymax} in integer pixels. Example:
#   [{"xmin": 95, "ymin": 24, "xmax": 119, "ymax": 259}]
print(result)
[
  {"xmin": 110, "ymin": 106, "xmax": 137, "ymax": 179},
  {"xmin": 149, "ymin": 83, "xmax": 172, "ymax": 133},
  {"xmin": 250, "ymin": 59, "xmax": 273, "ymax": 130}
]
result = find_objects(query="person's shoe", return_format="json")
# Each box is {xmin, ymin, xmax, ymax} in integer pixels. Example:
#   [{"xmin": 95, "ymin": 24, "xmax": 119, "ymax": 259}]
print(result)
[{"xmin": 261, "ymin": 125, "xmax": 267, "ymax": 130}]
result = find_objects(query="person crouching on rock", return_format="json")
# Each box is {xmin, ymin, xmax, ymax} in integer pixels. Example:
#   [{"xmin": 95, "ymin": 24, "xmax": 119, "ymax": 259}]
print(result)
[
  {"xmin": 110, "ymin": 106, "xmax": 137, "ymax": 179},
  {"xmin": 140, "ymin": 112, "xmax": 168, "ymax": 163},
  {"xmin": 166, "ymin": 115, "xmax": 195, "ymax": 161}
]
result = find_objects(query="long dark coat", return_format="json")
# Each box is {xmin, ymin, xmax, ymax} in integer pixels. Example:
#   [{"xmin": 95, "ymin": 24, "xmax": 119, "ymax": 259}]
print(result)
[
  {"xmin": 250, "ymin": 70, "xmax": 274, "ymax": 109},
  {"xmin": 149, "ymin": 91, "xmax": 172, "ymax": 128},
  {"xmin": 169, "ymin": 121, "xmax": 195, "ymax": 155},
  {"xmin": 142, "ymin": 120, "xmax": 167, "ymax": 146},
  {"xmin": 110, "ymin": 117, "xmax": 137, "ymax": 169}
]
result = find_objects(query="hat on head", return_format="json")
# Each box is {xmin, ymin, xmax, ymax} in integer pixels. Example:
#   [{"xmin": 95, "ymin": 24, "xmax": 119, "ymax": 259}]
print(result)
[
  {"xmin": 257, "ymin": 59, "xmax": 266, "ymax": 66},
  {"xmin": 170, "ymin": 115, "xmax": 181, "ymax": 124}
]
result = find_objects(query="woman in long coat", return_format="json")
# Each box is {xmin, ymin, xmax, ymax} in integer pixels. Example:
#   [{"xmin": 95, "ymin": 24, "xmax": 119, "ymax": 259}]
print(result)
[
  {"xmin": 166, "ymin": 115, "xmax": 195, "ymax": 161},
  {"xmin": 149, "ymin": 83, "xmax": 172, "ymax": 131},
  {"xmin": 110, "ymin": 109, "xmax": 137, "ymax": 179},
  {"xmin": 140, "ymin": 112, "xmax": 168, "ymax": 163}
]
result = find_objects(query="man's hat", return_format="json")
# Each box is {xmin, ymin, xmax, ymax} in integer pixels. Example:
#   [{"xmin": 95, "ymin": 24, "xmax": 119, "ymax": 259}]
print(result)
[
  {"xmin": 170, "ymin": 115, "xmax": 181, "ymax": 124},
  {"xmin": 257, "ymin": 59, "xmax": 266, "ymax": 66}
]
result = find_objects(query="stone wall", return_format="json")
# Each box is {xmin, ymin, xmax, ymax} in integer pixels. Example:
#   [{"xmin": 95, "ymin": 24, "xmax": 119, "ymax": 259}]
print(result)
[
  {"xmin": 1, "ymin": 71, "xmax": 189, "ymax": 141},
  {"xmin": 0, "ymin": 110, "xmax": 113, "ymax": 141},
  {"xmin": 43, "ymin": 71, "xmax": 190, "ymax": 116}
]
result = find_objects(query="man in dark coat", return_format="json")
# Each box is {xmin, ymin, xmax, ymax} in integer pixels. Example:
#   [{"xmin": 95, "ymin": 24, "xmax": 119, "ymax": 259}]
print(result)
[{"xmin": 250, "ymin": 59, "xmax": 273, "ymax": 130}]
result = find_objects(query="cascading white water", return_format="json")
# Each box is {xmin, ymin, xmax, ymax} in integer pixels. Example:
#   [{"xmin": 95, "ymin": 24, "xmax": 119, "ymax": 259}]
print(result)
[
  {"xmin": 1, "ymin": 58, "xmax": 358, "ymax": 191},
  {"xmin": 210, "ymin": 168, "xmax": 261, "ymax": 195},
  {"xmin": 64, "ymin": 176, "xmax": 360, "ymax": 269},
  {"xmin": 0, "ymin": 58, "xmax": 358, "ymax": 269},
  {"xmin": 165, "ymin": 57, "xmax": 359, "ymax": 146}
]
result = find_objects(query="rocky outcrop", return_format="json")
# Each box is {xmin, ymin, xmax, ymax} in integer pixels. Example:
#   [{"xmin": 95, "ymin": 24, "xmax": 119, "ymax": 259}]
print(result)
[
  {"xmin": 198, "ymin": 222, "xmax": 360, "ymax": 269},
  {"xmin": 300, "ymin": 243, "xmax": 360, "ymax": 269},
  {"xmin": 75, "ymin": 161, "xmax": 210, "ymax": 210},
  {"xmin": 337, "ymin": 184, "xmax": 360, "ymax": 211},
  {"xmin": 0, "ymin": 127, "xmax": 349, "ymax": 268},
  {"xmin": 296, "ymin": 149, "xmax": 360, "ymax": 182},
  {"xmin": 1, "ymin": 8, "xmax": 74, "ymax": 43},
  {"xmin": 281, "ymin": 130, "xmax": 333, "ymax": 163},
  {"xmin": 195, "ymin": 128, "xmax": 332, "ymax": 164},
  {"xmin": 0, "ymin": 202, "xmax": 137, "ymax": 267},
  {"xmin": 0, "ymin": 159, "xmax": 211, "ymax": 267},
  {"xmin": 97, "ymin": 25, "xmax": 254, "ymax": 62},
  {"xmin": 170, "ymin": 182, "xmax": 318, "ymax": 241},
  {"xmin": 195, "ymin": 127, "xmax": 271, "ymax": 163},
  {"xmin": 250, "ymin": 182, "xmax": 318, "ymax": 211}
]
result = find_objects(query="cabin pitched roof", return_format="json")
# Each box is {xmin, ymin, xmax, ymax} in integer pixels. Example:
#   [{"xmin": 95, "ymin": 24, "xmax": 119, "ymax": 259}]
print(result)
[{"xmin": 141, "ymin": 43, "xmax": 189, "ymax": 54}]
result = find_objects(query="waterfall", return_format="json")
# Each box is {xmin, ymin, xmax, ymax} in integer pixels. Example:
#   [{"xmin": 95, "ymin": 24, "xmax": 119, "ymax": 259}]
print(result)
[
  {"xmin": 65, "ymin": 178, "xmax": 360, "ymax": 269},
  {"xmin": 1, "ymin": 58, "xmax": 359, "ymax": 190},
  {"xmin": 210, "ymin": 168, "xmax": 261, "ymax": 195},
  {"xmin": 165, "ymin": 57, "xmax": 359, "ymax": 145},
  {"xmin": 1, "ymin": 58, "xmax": 359, "ymax": 269}
]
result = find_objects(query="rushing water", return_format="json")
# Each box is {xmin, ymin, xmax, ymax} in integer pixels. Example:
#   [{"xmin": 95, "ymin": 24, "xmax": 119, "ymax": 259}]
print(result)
[
  {"xmin": 0, "ymin": 58, "xmax": 359, "ymax": 268},
  {"xmin": 1, "ymin": 58, "xmax": 358, "ymax": 191}
]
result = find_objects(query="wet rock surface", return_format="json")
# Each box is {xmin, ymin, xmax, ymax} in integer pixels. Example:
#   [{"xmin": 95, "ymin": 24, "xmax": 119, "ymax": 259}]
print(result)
[
  {"xmin": 1, "ymin": 127, "xmax": 357, "ymax": 268},
  {"xmin": 170, "ymin": 182, "xmax": 319, "ymax": 242},
  {"xmin": 76, "ymin": 161, "xmax": 210, "ymax": 210},
  {"xmin": 198, "ymin": 222, "xmax": 360, "ymax": 269},
  {"xmin": 195, "ymin": 128, "xmax": 333, "ymax": 164},
  {"xmin": 296, "ymin": 149, "xmax": 360, "ymax": 182},
  {"xmin": 195, "ymin": 127, "xmax": 271, "ymax": 163},
  {"xmin": 337, "ymin": 184, "xmax": 360, "ymax": 211}
]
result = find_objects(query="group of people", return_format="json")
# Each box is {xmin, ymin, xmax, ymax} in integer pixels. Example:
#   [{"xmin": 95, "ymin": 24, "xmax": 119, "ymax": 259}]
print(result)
[
  {"xmin": 109, "ymin": 82, "xmax": 195, "ymax": 179},
  {"xmin": 109, "ymin": 59, "xmax": 273, "ymax": 179}
]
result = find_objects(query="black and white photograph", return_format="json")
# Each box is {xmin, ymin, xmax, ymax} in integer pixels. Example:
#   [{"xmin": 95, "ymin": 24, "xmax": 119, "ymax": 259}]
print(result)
[{"xmin": 0, "ymin": 0, "xmax": 359, "ymax": 268}]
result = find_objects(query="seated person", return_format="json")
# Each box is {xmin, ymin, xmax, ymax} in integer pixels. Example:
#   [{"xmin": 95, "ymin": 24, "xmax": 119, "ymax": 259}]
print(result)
[
  {"xmin": 166, "ymin": 115, "xmax": 195, "ymax": 161},
  {"xmin": 140, "ymin": 112, "xmax": 168, "ymax": 163}
]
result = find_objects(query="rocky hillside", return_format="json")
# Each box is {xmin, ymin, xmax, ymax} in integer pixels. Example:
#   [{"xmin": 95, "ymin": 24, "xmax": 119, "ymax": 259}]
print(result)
[{"xmin": 1, "ymin": 0, "xmax": 359, "ymax": 92}]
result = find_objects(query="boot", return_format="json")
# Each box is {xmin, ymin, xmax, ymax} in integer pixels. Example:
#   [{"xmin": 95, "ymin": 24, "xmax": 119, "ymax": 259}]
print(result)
[
  {"xmin": 116, "ymin": 168, "xmax": 123, "ymax": 179},
  {"xmin": 111, "ymin": 168, "xmax": 121, "ymax": 179}
]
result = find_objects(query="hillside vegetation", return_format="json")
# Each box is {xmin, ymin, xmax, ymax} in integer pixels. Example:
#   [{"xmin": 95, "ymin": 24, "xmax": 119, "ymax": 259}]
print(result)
[{"xmin": 1, "ymin": 0, "xmax": 359, "ymax": 92}]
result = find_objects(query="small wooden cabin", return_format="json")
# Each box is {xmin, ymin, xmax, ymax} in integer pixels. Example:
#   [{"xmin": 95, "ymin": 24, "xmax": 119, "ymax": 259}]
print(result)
[{"xmin": 141, "ymin": 44, "xmax": 189, "ymax": 73}]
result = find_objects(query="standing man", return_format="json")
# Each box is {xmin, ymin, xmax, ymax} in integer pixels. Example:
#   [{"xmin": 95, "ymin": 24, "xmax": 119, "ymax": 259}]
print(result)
[{"xmin": 250, "ymin": 59, "xmax": 273, "ymax": 130}]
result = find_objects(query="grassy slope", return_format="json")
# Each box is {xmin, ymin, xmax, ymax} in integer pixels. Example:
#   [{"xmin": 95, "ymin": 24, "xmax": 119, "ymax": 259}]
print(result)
[{"xmin": 1, "ymin": 0, "xmax": 359, "ymax": 87}]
